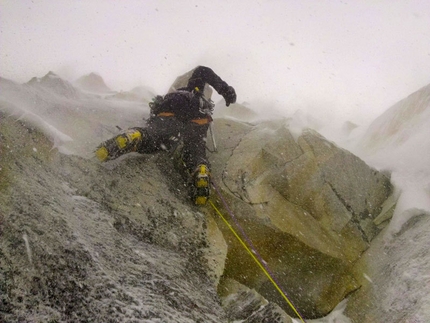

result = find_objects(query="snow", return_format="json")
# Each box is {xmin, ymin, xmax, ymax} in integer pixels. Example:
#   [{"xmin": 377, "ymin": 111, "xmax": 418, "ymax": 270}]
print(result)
[
  {"xmin": 22, "ymin": 233, "xmax": 33, "ymax": 265},
  {"xmin": 0, "ymin": 74, "xmax": 151, "ymax": 157},
  {"xmin": 292, "ymin": 300, "xmax": 351, "ymax": 323},
  {"xmin": 1, "ymin": 72, "xmax": 430, "ymax": 322},
  {"xmin": 324, "ymin": 83, "xmax": 430, "ymax": 322},
  {"xmin": 224, "ymin": 81, "xmax": 430, "ymax": 322},
  {"xmin": 344, "ymin": 84, "xmax": 430, "ymax": 238}
]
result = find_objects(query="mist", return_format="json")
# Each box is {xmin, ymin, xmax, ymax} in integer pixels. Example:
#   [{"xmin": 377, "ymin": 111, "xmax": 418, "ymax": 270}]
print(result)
[{"xmin": 2, "ymin": 0, "xmax": 430, "ymax": 127}]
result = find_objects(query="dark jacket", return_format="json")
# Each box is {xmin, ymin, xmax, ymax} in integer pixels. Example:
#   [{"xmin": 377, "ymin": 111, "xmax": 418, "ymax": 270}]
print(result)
[{"xmin": 154, "ymin": 66, "xmax": 233, "ymax": 120}]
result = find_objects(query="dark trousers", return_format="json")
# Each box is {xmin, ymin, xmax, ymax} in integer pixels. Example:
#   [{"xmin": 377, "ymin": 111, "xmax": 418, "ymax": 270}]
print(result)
[{"xmin": 134, "ymin": 116, "xmax": 209, "ymax": 172}]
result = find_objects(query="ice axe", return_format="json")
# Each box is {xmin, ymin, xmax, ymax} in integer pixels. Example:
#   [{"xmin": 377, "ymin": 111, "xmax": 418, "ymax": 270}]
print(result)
[
  {"xmin": 209, "ymin": 121, "xmax": 217, "ymax": 152},
  {"xmin": 199, "ymin": 95, "xmax": 217, "ymax": 153}
]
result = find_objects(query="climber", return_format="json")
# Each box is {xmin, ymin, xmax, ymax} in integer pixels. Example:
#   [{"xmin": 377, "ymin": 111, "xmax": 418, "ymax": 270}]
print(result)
[{"xmin": 95, "ymin": 66, "xmax": 237, "ymax": 205}]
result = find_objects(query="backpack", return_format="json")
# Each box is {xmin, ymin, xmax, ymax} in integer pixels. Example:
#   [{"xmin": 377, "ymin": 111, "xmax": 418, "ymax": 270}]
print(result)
[
  {"xmin": 148, "ymin": 95, "xmax": 165, "ymax": 117},
  {"xmin": 149, "ymin": 91, "xmax": 214, "ymax": 119}
]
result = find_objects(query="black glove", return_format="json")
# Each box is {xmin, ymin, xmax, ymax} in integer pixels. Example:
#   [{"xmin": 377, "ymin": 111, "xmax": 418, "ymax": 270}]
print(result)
[{"xmin": 221, "ymin": 86, "xmax": 237, "ymax": 107}]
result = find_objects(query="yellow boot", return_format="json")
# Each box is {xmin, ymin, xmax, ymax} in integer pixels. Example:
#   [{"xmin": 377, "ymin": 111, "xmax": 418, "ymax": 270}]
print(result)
[
  {"xmin": 95, "ymin": 129, "xmax": 142, "ymax": 162},
  {"xmin": 191, "ymin": 164, "xmax": 210, "ymax": 205}
]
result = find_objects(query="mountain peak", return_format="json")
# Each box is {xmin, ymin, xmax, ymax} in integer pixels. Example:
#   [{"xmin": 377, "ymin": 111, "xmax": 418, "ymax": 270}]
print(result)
[
  {"xmin": 75, "ymin": 72, "xmax": 112, "ymax": 93},
  {"xmin": 45, "ymin": 71, "xmax": 58, "ymax": 77},
  {"xmin": 26, "ymin": 71, "xmax": 79, "ymax": 99}
]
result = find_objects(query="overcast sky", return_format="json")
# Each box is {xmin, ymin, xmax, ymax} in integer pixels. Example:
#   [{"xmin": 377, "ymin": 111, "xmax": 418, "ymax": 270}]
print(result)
[{"xmin": 1, "ymin": 0, "xmax": 430, "ymax": 124}]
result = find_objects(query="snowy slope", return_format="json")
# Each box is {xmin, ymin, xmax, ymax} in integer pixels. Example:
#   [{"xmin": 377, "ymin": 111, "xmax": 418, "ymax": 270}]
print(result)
[
  {"xmin": 340, "ymin": 83, "xmax": 430, "ymax": 323},
  {"xmin": 0, "ymin": 73, "xmax": 357, "ymax": 323},
  {"xmin": 350, "ymin": 83, "xmax": 430, "ymax": 236},
  {"xmin": 3, "ymin": 71, "xmax": 429, "ymax": 322},
  {"xmin": 0, "ymin": 73, "xmax": 152, "ymax": 157}
]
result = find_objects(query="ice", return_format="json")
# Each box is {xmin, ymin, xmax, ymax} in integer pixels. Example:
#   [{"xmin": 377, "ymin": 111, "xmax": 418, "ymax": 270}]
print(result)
[{"xmin": 291, "ymin": 300, "xmax": 351, "ymax": 323}]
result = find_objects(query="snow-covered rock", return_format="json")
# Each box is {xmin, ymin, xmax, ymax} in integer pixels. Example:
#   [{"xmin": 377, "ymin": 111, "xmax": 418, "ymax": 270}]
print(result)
[
  {"xmin": 0, "ymin": 112, "xmax": 227, "ymax": 322},
  {"xmin": 75, "ymin": 72, "xmax": 112, "ymax": 93},
  {"xmin": 2, "ymin": 73, "xmax": 429, "ymax": 323},
  {"xmin": 27, "ymin": 71, "xmax": 81, "ymax": 99},
  {"xmin": 208, "ymin": 118, "xmax": 392, "ymax": 318}
]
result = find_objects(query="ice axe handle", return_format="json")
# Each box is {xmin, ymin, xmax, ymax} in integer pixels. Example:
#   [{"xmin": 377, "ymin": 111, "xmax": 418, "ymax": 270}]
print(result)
[{"xmin": 209, "ymin": 122, "xmax": 217, "ymax": 152}]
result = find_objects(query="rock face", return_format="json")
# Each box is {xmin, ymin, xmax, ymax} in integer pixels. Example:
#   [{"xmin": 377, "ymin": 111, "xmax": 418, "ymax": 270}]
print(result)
[
  {"xmin": 344, "ymin": 82, "xmax": 430, "ymax": 323},
  {"xmin": 220, "ymin": 279, "xmax": 293, "ymax": 323},
  {"xmin": 207, "ymin": 118, "xmax": 393, "ymax": 318},
  {"xmin": 0, "ymin": 112, "xmax": 228, "ymax": 322},
  {"xmin": 0, "ymin": 76, "xmax": 395, "ymax": 321},
  {"xmin": 345, "ymin": 213, "xmax": 430, "ymax": 323}
]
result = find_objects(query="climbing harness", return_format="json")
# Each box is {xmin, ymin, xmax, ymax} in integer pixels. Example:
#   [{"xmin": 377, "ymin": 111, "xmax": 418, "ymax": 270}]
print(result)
[{"xmin": 209, "ymin": 180, "xmax": 307, "ymax": 323}]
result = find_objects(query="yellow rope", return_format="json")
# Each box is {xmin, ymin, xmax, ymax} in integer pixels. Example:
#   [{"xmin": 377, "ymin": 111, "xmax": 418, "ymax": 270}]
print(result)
[{"xmin": 209, "ymin": 200, "xmax": 307, "ymax": 323}]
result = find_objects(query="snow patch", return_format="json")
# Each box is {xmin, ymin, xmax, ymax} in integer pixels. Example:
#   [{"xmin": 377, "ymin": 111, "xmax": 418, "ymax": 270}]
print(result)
[{"xmin": 292, "ymin": 300, "xmax": 351, "ymax": 323}]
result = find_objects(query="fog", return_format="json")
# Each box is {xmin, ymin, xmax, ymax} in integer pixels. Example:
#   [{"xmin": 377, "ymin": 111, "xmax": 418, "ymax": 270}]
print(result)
[{"xmin": 1, "ymin": 0, "xmax": 430, "ymax": 126}]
